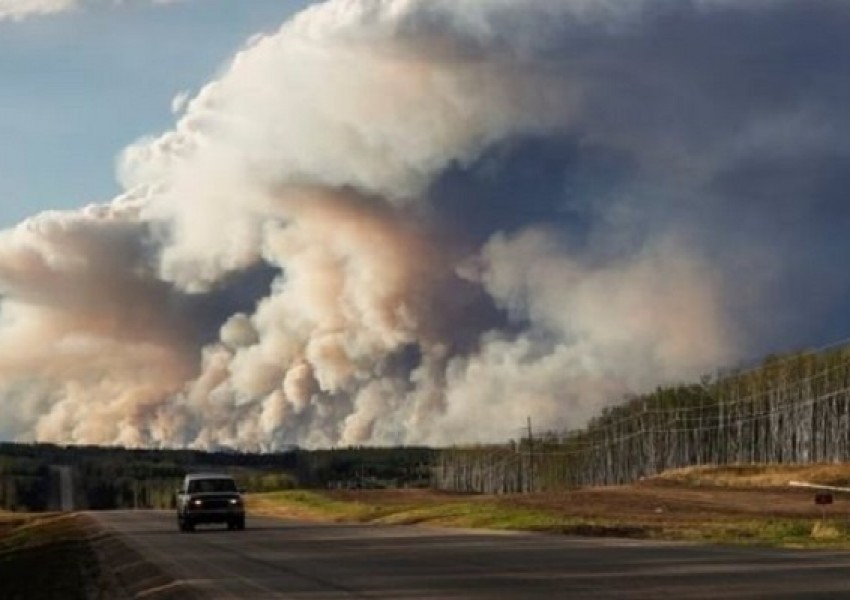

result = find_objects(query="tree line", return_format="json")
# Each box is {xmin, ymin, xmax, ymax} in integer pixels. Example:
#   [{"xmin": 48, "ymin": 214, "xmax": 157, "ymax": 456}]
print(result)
[
  {"xmin": 433, "ymin": 345, "xmax": 850, "ymax": 492},
  {"xmin": 0, "ymin": 442, "xmax": 432, "ymax": 511}
]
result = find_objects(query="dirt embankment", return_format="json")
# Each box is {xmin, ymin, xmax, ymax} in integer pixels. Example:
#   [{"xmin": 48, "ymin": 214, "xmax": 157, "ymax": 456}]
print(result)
[
  {"xmin": 0, "ymin": 512, "xmax": 198, "ymax": 600},
  {"xmin": 0, "ymin": 513, "xmax": 123, "ymax": 599}
]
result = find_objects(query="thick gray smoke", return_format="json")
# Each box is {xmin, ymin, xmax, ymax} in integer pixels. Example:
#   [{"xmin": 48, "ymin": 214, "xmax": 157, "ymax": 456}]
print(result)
[{"xmin": 2, "ymin": 0, "xmax": 849, "ymax": 448}]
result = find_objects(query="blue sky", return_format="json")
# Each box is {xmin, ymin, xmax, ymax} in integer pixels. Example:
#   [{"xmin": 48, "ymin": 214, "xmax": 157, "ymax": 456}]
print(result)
[{"xmin": 0, "ymin": 0, "xmax": 313, "ymax": 228}]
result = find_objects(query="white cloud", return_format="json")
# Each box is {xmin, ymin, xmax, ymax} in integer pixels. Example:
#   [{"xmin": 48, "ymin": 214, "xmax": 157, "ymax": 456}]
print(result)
[
  {"xmin": 0, "ymin": 0, "xmax": 77, "ymax": 21},
  {"xmin": 170, "ymin": 90, "xmax": 191, "ymax": 115},
  {"xmin": 0, "ymin": 0, "xmax": 189, "ymax": 21}
]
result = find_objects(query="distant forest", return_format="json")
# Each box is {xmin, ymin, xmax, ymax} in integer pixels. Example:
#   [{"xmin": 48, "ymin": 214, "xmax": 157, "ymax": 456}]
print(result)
[
  {"xmin": 0, "ymin": 443, "xmax": 433, "ymax": 512},
  {"xmin": 434, "ymin": 344, "xmax": 850, "ymax": 493}
]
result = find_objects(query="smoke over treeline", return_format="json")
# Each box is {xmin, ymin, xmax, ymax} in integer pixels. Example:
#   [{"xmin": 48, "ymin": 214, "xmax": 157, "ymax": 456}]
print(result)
[{"xmin": 2, "ymin": 0, "xmax": 850, "ymax": 449}]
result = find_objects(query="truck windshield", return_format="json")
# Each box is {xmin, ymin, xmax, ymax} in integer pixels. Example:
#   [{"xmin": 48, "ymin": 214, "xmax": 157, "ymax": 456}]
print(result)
[{"xmin": 188, "ymin": 478, "xmax": 237, "ymax": 494}]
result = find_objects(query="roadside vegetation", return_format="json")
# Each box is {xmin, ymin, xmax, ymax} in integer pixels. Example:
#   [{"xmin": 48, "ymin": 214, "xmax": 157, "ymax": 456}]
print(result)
[
  {"xmin": 248, "ymin": 463, "xmax": 850, "ymax": 549},
  {"xmin": 658, "ymin": 463, "xmax": 850, "ymax": 487}
]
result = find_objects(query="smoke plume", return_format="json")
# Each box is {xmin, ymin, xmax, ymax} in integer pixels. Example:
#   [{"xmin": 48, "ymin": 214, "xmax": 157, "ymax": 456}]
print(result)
[{"xmin": 2, "ymin": 0, "xmax": 850, "ymax": 448}]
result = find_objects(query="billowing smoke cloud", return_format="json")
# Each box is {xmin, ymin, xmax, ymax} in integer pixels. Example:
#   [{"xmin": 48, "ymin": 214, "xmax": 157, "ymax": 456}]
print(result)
[{"xmin": 2, "ymin": 0, "xmax": 849, "ymax": 448}]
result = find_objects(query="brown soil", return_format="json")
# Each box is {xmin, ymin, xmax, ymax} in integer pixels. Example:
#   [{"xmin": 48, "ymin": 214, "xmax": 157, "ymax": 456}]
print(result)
[
  {"xmin": 502, "ymin": 482, "xmax": 837, "ymax": 523},
  {"xmin": 325, "ymin": 465, "xmax": 850, "ymax": 526}
]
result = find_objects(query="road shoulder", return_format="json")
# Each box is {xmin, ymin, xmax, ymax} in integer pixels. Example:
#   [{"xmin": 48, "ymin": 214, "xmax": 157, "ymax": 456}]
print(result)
[{"xmin": 87, "ymin": 512, "xmax": 204, "ymax": 600}]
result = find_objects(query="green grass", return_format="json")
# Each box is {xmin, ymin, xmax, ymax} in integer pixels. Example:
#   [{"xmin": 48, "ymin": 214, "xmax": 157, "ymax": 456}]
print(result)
[
  {"xmin": 253, "ymin": 490, "xmax": 403, "ymax": 520},
  {"xmin": 249, "ymin": 490, "xmax": 564, "ymax": 529},
  {"xmin": 249, "ymin": 490, "xmax": 850, "ymax": 548}
]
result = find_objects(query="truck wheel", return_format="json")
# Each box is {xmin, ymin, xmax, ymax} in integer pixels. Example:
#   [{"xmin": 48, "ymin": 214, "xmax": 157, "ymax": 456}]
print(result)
[{"xmin": 237, "ymin": 517, "xmax": 245, "ymax": 531}]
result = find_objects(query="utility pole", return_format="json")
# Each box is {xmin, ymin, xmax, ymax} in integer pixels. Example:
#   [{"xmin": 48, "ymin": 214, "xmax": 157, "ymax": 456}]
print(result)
[{"xmin": 527, "ymin": 416, "xmax": 535, "ymax": 493}]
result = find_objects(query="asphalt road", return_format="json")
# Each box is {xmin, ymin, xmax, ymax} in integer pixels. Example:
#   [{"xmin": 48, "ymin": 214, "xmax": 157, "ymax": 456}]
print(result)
[
  {"xmin": 90, "ymin": 510, "xmax": 850, "ymax": 599},
  {"xmin": 57, "ymin": 465, "xmax": 74, "ymax": 511},
  {"xmin": 47, "ymin": 465, "xmax": 75, "ymax": 511}
]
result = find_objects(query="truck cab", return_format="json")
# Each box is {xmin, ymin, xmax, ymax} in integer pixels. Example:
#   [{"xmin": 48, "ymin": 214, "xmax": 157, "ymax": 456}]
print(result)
[{"xmin": 176, "ymin": 473, "xmax": 245, "ymax": 532}]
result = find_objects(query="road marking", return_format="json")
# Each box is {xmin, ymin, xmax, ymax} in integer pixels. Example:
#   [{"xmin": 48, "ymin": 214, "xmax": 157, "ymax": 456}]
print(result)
[{"xmin": 135, "ymin": 580, "xmax": 199, "ymax": 598}]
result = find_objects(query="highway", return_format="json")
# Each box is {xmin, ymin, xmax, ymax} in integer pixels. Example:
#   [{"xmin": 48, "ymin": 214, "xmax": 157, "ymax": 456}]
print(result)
[
  {"xmin": 91, "ymin": 511, "xmax": 850, "ymax": 599},
  {"xmin": 47, "ymin": 465, "xmax": 75, "ymax": 511}
]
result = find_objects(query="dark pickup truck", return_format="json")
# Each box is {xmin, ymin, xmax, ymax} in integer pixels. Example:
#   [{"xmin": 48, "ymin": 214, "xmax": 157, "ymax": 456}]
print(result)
[{"xmin": 176, "ymin": 473, "xmax": 245, "ymax": 532}]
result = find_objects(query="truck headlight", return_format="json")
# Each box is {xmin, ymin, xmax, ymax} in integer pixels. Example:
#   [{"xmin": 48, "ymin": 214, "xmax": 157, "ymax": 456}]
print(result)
[
  {"xmin": 229, "ymin": 498, "xmax": 241, "ymax": 505},
  {"xmin": 192, "ymin": 499, "xmax": 203, "ymax": 506}
]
